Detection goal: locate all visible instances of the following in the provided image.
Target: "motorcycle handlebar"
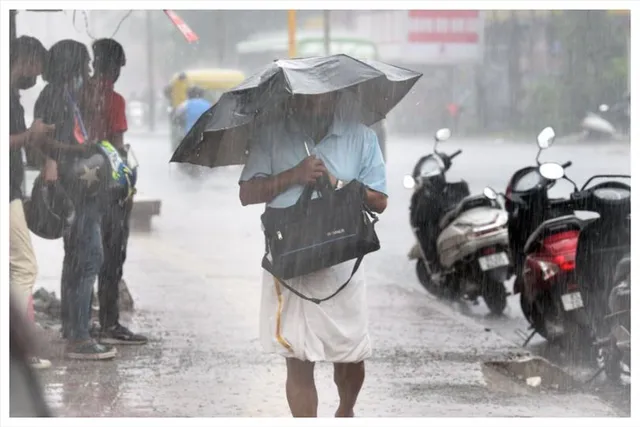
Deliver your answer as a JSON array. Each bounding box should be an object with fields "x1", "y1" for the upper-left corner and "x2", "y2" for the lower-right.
[
  {"x1": 548, "y1": 197, "x2": 574, "y2": 210},
  {"x1": 450, "y1": 149, "x2": 462, "y2": 160}
]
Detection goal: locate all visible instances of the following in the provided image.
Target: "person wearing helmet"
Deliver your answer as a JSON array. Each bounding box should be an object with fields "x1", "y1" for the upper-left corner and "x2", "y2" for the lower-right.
[
  {"x1": 33, "y1": 39, "x2": 117, "y2": 361},
  {"x1": 173, "y1": 85, "x2": 212, "y2": 138},
  {"x1": 84, "y1": 38, "x2": 147, "y2": 345},
  {"x1": 9, "y1": 35, "x2": 53, "y2": 371}
]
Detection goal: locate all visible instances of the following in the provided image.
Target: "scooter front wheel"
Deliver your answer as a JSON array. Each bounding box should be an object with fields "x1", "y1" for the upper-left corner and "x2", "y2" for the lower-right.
[{"x1": 416, "y1": 259, "x2": 442, "y2": 297}]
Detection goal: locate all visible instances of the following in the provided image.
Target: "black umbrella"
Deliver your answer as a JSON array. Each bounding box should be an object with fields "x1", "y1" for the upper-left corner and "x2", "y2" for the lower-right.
[{"x1": 170, "y1": 54, "x2": 422, "y2": 168}]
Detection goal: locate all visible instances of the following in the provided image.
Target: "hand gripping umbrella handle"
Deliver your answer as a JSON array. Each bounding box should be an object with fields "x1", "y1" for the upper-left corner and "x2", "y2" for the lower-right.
[{"x1": 298, "y1": 174, "x2": 334, "y2": 215}]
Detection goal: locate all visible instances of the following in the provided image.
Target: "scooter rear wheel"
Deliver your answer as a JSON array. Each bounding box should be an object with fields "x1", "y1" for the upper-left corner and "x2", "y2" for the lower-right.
[
  {"x1": 482, "y1": 279, "x2": 507, "y2": 316},
  {"x1": 416, "y1": 259, "x2": 442, "y2": 297}
]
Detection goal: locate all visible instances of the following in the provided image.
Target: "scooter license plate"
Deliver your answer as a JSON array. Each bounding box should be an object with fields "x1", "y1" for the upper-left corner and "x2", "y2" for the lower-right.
[
  {"x1": 478, "y1": 252, "x2": 510, "y2": 271},
  {"x1": 561, "y1": 291, "x2": 584, "y2": 311}
]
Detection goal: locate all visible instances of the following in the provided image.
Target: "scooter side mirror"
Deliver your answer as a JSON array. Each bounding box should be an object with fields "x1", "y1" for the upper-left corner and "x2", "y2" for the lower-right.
[
  {"x1": 403, "y1": 175, "x2": 416, "y2": 190},
  {"x1": 536, "y1": 126, "x2": 556, "y2": 149},
  {"x1": 538, "y1": 162, "x2": 565, "y2": 181},
  {"x1": 483, "y1": 187, "x2": 498, "y2": 200},
  {"x1": 433, "y1": 128, "x2": 451, "y2": 152},
  {"x1": 435, "y1": 128, "x2": 451, "y2": 142}
]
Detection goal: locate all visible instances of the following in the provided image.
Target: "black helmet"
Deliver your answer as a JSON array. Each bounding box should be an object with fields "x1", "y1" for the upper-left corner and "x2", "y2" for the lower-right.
[
  {"x1": 24, "y1": 177, "x2": 75, "y2": 240},
  {"x1": 61, "y1": 148, "x2": 112, "y2": 199},
  {"x1": 61, "y1": 142, "x2": 135, "y2": 203}
]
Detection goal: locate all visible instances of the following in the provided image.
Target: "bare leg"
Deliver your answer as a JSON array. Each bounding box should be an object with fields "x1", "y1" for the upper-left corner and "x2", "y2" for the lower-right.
[
  {"x1": 333, "y1": 361, "x2": 365, "y2": 417},
  {"x1": 285, "y1": 358, "x2": 318, "y2": 417}
]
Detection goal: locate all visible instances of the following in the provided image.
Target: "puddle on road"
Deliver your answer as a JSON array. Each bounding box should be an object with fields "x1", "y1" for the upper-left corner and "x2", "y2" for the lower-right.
[{"x1": 481, "y1": 356, "x2": 584, "y2": 395}]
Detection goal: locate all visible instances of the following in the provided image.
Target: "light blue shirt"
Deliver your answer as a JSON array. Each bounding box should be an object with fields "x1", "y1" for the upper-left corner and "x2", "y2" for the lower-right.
[
  {"x1": 177, "y1": 98, "x2": 212, "y2": 132},
  {"x1": 239, "y1": 118, "x2": 387, "y2": 209}
]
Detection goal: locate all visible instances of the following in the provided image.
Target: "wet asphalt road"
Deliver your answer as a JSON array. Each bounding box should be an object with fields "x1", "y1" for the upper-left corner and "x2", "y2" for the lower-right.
[{"x1": 29, "y1": 129, "x2": 630, "y2": 417}]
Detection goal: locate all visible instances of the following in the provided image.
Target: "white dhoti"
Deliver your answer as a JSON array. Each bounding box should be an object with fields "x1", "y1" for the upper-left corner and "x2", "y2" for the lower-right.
[{"x1": 259, "y1": 260, "x2": 371, "y2": 363}]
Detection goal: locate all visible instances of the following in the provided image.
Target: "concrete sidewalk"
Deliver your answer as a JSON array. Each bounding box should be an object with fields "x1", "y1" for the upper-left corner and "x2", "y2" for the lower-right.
[
  {"x1": 31, "y1": 232, "x2": 620, "y2": 417},
  {"x1": 25, "y1": 133, "x2": 627, "y2": 417}
]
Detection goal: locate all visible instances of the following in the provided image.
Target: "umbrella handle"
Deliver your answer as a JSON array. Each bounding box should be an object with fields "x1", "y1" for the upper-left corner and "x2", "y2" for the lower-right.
[{"x1": 298, "y1": 173, "x2": 334, "y2": 214}]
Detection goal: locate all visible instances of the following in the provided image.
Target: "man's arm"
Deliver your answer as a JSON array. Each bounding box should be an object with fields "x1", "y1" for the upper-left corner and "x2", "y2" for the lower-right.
[
  {"x1": 239, "y1": 156, "x2": 328, "y2": 206},
  {"x1": 110, "y1": 133, "x2": 124, "y2": 150},
  {"x1": 110, "y1": 93, "x2": 128, "y2": 150},
  {"x1": 10, "y1": 119, "x2": 56, "y2": 149},
  {"x1": 9, "y1": 131, "x2": 32, "y2": 149},
  {"x1": 33, "y1": 86, "x2": 64, "y2": 163},
  {"x1": 239, "y1": 168, "x2": 299, "y2": 206},
  {"x1": 357, "y1": 127, "x2": 388, "y2": 214},
  {"x1": 364, "y1": 189, "x2": 387, "y2": 213}
]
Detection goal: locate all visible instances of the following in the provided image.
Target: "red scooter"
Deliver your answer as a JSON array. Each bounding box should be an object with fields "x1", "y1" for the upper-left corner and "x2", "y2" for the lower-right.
[
  {"x1": 520, "y1": 215, "x2": 589, "y2": 343},
  {"x1": 503, "y1": 127, "x2": 590, "y2": 347}
]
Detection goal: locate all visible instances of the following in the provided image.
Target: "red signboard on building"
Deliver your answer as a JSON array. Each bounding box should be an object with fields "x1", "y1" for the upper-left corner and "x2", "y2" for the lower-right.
[
  {"x1": 407, "y1": 10, "x2": 480, "y2": 44},
  {"x1": 354, "y1": 10, "x2": 484, "y2": 64}
]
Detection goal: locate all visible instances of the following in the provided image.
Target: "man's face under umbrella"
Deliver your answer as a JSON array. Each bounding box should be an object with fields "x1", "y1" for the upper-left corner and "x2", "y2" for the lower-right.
[{"x1": 289, "y1": 94, "x2": 339, "y2": 128}]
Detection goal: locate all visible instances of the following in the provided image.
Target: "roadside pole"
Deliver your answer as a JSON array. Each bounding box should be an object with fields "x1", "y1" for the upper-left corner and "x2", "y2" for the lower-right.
[
  {"x1": 10, "y1": 10, "x2": 17, "y2": 40},
  {"x1": 323, "y1": 10, "x2": 331, "y2": 55},
  {"x1": 146, "y1": 10, "x2": 156, "y2": 132},
  {"x1": 626, "y1": 26, "x2": 630, "y2": 94},
  {"x1": 288, "y1": 10, "x2": 297, "y2": 58}
]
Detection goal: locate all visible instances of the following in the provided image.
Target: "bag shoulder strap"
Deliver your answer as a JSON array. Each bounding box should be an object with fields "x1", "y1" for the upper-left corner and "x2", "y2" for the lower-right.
[
  {"x1": 263, "y1": 256, "x2": 364, "y2": 305},
  {"x1": 65, "y1": 88, "x2": 89, "y2": 143}
]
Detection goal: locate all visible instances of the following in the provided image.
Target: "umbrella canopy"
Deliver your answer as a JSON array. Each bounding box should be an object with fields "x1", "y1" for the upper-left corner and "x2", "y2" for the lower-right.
[{"x1": 170, "y1": 54, "x2": 422, "y2": 168}]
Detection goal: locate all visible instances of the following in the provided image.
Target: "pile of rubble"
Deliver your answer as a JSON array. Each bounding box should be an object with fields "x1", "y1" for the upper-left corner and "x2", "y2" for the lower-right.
[{"x1": 32, "y1": 279, "x2": 135, "y2": 328}]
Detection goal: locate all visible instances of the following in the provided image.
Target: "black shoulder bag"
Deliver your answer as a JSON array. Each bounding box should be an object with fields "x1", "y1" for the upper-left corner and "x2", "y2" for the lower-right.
[{"x1": 260, "y1": 177, "x2": 380, "y2": 304}]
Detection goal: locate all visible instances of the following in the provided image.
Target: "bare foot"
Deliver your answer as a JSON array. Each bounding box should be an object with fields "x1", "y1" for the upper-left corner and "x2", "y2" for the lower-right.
[{"x1": 335, "y1": 408, "x2": 355, "y2": 417}]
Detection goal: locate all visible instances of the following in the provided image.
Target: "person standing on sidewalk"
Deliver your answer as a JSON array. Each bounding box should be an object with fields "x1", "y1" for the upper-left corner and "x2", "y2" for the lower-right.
[
  {"x1": 238, "y1": 93, "x2": 388, "y2": 417},
  {"x1": 34, "y1": 39, "x2": 116, "y2": 360},
  {"x1": 84, "y1": 38, "x2": 147, "y2": 345},
  {"x1": 9, "y1": 35, "x2": 53, "y2": 370}
]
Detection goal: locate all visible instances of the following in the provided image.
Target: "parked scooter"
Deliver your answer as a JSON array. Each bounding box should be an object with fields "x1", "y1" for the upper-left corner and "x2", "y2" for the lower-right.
[
  {"x1": 535, "y1": 161, "x2": 630, "y2": 362},
  {"x1": 580, "y1": 94, "x2": 630, "y2": 140},
  {"x1": 405, "y1": 128, "x2": 510, "y2": 315},
  {"x1": 491, "y1": 127, "x2": 586, "y2": 346},
  {"x1": 504, "y1": 127, "x2": 574, "y2": 298},
  {"x1": 592, "y1": 254, "x2": 631, "y2": 382}
]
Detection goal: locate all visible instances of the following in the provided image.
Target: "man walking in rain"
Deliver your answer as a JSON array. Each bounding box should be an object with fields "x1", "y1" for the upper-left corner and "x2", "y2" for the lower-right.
[
  {"x1": 9, "y1": 35, "x2": 53, "y2": 370},
  {"x1": 84, "y1": 38, "x2": 147, "y2": 345},
  {"x1": 238, "y1": 92, "x2": 387, "y2": 417}
]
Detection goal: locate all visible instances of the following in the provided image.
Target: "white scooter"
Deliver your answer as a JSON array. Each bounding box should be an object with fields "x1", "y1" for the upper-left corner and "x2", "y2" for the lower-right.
[
  {"x1": 405, "y1": 128, "x2": 511, "y2": 315},
  {"x1": 581, "y1": 98, "x2": 629, "y2": 140}
]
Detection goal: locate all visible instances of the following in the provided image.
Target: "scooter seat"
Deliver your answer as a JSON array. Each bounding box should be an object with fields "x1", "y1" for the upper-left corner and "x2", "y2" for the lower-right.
[
  {"x1": 523, "y1": 215, "x2": 584, "y2": 254},
  {"x1": 439, "y1": 207, "x2": 459, "y2": 230},
  {"x1": 439, "y1": 194, "x2": 494, "y2": 230}
]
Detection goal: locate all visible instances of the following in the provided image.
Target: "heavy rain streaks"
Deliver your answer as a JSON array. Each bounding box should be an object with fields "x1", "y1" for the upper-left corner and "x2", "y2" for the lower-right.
[{"x1": 7, "y1": 8, "x2": 631, "y2": 418}]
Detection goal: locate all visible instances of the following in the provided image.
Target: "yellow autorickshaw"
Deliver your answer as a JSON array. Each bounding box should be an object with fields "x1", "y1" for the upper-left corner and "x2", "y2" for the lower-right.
[{"x1": 165, "y1": 68, "x2": 246, "y2": 150}]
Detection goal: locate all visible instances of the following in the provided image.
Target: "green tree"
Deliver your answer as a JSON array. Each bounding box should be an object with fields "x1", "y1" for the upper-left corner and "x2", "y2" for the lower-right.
[{"x1": 526, "y1": 11, "x2": 628, "y2": 133}]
